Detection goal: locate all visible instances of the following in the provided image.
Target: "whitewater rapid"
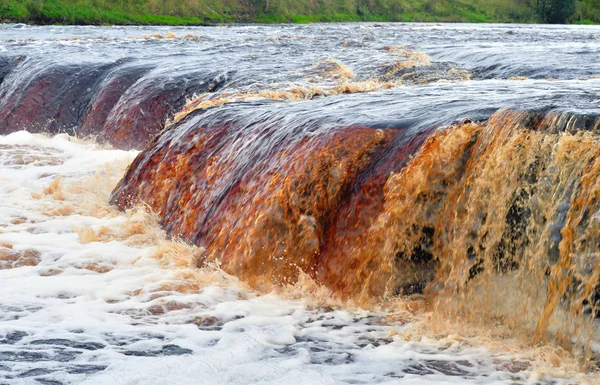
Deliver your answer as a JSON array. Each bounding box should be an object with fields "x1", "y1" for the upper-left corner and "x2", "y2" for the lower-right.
[
  {"x1": 0, "y1": 131, "x2": 598, "y2": 385},
  {"x1": 1, "y1": 21, "x2": 600, "y2": 385}
]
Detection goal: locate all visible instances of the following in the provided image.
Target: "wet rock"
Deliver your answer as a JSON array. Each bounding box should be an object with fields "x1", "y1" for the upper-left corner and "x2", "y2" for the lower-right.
[
  {"x1": 342, "y1": 40, "x2": 363, "y2": 47},
  {"x1": 0, "y1": 351, "x2": 49, "y2": 362},
  {"x1": 190, "y1": 316, "x2": 222, "y2": 330},
  {"x1": 355, "y1": 337, "x2": 393, "y2": 348},
  {"x1": 147, "y1": 301, "x2": 192, "y2": 316},
  {"x1": 0, "y1": 57, "x2": 232, "y2": 149},
  {"x1": 404, "y1": 360, "x2": 473, "y2": 376},
  {"x1": 380, "y1": 61, "x2": 471, "y2": 85},
  {"x1": 274, "y1": 346, "x2": 297, "y2": 356},
  {"x1": 0, "y1": 61, "x2": 120, "y2": 136},
  {"x1": 97, "y1": 70, "x2": 232, "y2": 150},
  {"x1": 78, "y1": 63, "x2": 154, "y2": 140},
  {"x1": 0, "y1": 55, "x2": 21, "y2": 86},
  {"x1": 111, "y1": 104, "x2": 416, "y2": 297},
  {"x1": 310, "y1": 351, "x2": 354, "y2": 365}
]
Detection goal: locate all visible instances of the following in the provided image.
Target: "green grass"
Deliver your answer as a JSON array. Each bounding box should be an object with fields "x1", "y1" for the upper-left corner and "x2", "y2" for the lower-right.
[
  {"x1": 0, "y1": 0, "x2": 233, "y2": 25},
  {"x1": 0, "y1": 0, "x2": 598, "y2": 25}
]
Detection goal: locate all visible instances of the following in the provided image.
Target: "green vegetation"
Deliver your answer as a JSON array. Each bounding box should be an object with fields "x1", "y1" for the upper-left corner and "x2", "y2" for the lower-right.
[{"x1": 0, "y1": 0, "x2": 598, "y2": 25}]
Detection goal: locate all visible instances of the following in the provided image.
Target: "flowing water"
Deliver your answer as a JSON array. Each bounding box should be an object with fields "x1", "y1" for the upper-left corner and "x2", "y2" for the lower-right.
[{"x1": 1, "y1": 22, "x2": 600, "y2": 384}]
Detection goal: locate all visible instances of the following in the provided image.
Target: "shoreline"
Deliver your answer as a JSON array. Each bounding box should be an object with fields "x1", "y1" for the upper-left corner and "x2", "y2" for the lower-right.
[
  {"x1": 1, "y1": 0, "x2": 598, "y2": 27},
  {"x1": 2, "y1": 19, "x2": 599, "y2": 26}
]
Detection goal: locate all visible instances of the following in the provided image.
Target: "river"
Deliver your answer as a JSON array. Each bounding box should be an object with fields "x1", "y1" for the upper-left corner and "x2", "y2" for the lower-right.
[{"x1": 1, "y1": 22, "x2": 600, "y2": 384}]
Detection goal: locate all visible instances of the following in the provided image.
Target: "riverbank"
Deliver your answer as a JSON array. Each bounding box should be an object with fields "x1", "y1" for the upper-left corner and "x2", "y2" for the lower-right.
[{"x1": 1, "y1": 0, "x2": 599, "y2": 25}]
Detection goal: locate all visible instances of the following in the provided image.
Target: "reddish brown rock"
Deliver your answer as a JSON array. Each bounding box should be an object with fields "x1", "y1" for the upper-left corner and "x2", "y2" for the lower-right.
[
  {"x1": 96, "y1": 72, "x2": 221, "y2": 150},
  {"x1": 0, "y1": 62, "x2": 117, "y2": 135},
  {"x1": 78, "y1": 63, "x2": 153, "y2": 140},
  {"x1": 0, "y1": 59, "x2": 229, "y2": 149}
]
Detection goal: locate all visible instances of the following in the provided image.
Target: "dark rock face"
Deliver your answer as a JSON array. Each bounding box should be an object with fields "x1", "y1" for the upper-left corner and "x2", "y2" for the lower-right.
[
  {"x1": 0, "y1": 57, "x2": 230, "y2": 149},
  {"x1": 0, "y1": 61, "x2": 118, "y2": 135},
  {"x1": 96, "y1": 70, "x2": 227, "y2": 150},
  {"x1": 0, "y1": 56, "x2": 22, "y2": 86},
  {"x1": 77, "y1": 63, "x2": 154, "y2": 140}
]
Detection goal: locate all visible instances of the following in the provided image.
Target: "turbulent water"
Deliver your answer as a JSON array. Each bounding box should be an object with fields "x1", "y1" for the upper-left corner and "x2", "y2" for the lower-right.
[{"x1": 1, "y1": 22, "x2": 600, "y2": 384}]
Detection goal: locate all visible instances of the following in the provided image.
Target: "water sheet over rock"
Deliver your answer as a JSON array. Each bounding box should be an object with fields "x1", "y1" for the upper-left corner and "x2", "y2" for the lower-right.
[
  {"x1": 111, "y1": 105, "x2": 600, "y2": 347},
  {"x1": 0, "y1": 57, "x2": 230, "y2": 149}
]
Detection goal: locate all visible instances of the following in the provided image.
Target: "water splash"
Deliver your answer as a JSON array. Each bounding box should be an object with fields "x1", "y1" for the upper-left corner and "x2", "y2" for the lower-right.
[{"x1": 2, "y1": 131, "x2": 599, "y2": 384}]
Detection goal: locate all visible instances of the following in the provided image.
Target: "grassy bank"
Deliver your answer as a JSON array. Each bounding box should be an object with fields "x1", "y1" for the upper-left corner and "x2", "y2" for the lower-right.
[{"x1": 0, "y1": 0, "x2": 598, "y2": 25}]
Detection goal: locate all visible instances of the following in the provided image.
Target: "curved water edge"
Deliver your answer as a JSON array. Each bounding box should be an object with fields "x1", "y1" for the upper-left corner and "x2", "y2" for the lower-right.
[
  {"x1": 1, "y1": 23, "x2": 600, "y2": 148},
  {"x1": 1, "y1": 22, "x2": 600, "y2": 384}
]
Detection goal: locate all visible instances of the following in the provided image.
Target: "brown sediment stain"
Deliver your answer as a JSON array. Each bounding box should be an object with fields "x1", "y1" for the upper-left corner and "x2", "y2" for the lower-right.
[
  {"x1": 190, "y1": 316, "x2": 221, "y2": 327},
  {"x1": 73, "y1": 226, "x2": 112, "y2": 244},
  {"x1": 446, "y1": 67, "x2": 471, "y2": 81},
  {"x1": 42, "y1": 203, "x2": 76, "y2": 216},
  {"x1": 342, "y1": 39, "x2": 363, "y2": 47},
  {"x1": 136, "y1": 33, "x2": 203, "y2": 41},
  {"x1": 380, "y1": 46, "x2": 470, "y2": 85},
  {"x1": 152, "y1": 281, "x2": 202, "y2": 295},
  {"x1": 170, "y1": 87, "x2": 325, "y2": 124},
  {"x1": 0, "y1": 246, "x2": 41, "y2": 269},
  {"x1": 150, "y1": 242, "x2": 206, "y2": 269},
  {"x1": 315, "y1": 128, "x2": 434, "y2": 304},
  {"x1": 11, "y1": 216, "x2": 27, "y2": 225},
  {"x1": 71, "y1": 208, "x2": 166, "y2": 247}
]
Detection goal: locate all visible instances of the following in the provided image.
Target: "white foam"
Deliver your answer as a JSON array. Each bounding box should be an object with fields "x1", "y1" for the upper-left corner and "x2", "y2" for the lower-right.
[{"x1": 0, "y1": 131, "x2": 597, "y2": 385}]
